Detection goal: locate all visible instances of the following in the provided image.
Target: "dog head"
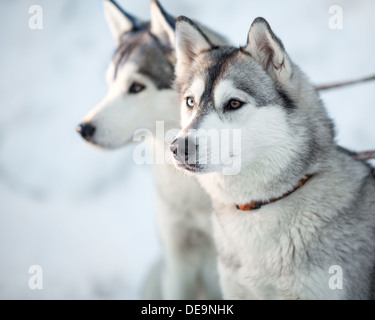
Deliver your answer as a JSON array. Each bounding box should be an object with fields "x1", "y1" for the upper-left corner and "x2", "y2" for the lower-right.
[
  {"x1": 171, "y1": 16, "x2": 334, "y2": 177},
  {"x1": 77, "y1": 0, "x2": 178, "y2": 149}
]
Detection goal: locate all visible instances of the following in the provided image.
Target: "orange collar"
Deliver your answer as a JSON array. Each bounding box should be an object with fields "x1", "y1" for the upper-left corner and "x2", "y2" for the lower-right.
[{"x1": 235, "y1": 174, "x2": 313, "y2": 211}]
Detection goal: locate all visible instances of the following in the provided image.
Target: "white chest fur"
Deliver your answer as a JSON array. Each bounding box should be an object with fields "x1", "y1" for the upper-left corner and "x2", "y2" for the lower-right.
[{"x1": 212, "y1": 200, "x2": 347, "y2": 300}]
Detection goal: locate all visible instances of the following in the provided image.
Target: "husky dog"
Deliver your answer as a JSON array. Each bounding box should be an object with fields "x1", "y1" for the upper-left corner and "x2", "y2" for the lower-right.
[
  {"x1": 76, "y1": 0, "x2": 227, "y2": 299},
  {"x1": 171, "y1": 16, "x2": 375, "y2": 299}
]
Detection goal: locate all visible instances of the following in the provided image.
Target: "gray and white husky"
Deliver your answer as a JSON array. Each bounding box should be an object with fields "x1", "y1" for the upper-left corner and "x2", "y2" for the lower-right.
[
  {"x1": 171, "y1": 16, "x2": 375, "y2": 299},
  {"x1": 77, "y1": 0, "x2": 227, "y2": 299}
]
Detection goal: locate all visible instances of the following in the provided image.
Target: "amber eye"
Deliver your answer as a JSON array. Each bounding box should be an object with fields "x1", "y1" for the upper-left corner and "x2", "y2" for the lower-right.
[
  {"x1": 129, "y1": 82, "x2": 145, "y2": 94},
  {"x1": 228, "y1": 99, "x2": 243, "y2": 109},
  {"x1": 186, "y1": 97, "x2": 195, "y2": 108}
]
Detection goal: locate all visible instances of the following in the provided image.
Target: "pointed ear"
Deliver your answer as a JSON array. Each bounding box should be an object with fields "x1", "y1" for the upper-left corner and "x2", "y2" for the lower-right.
[
  {"x1": 175, "y1": 16, "x2": 213, "y2": 78},
  {"x1": 245, "y1": 17, "x2": 292, "y2": 84},
  {"x1": 150, "y1": 0, "x2": 175, "y2": 46},
  {"x1": 102, "y1": 0, "x2": 142, "y2": 43}
]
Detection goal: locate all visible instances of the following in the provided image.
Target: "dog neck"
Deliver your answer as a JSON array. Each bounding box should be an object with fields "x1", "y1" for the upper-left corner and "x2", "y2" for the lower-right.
[{"x1": 197, "y1": 147, "x2": 331, "y2": 207}]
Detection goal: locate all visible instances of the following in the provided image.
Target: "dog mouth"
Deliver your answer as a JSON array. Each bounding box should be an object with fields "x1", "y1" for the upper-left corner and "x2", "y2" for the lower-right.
[{"x1": 175, "y1": 162, "x2": 205, "y2": 174}]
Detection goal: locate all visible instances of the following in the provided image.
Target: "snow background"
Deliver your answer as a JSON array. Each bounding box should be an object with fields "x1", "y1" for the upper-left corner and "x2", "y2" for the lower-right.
[{"x1": 0, "y1": 0, "x2": 374, "y2": 299}]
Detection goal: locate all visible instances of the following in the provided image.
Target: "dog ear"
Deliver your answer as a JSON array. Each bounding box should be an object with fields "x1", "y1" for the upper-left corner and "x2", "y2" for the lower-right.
[
  {"x1": 175, "y1": 16, "x2": 213, "y2": 78},
  {"x1": 150, "y1": 0, "x2": 175, "y2": 46},
  {"x1": 245, "y1": 17, "x2": 292, "y2": 84},
  {"x1": 102, "y1": 0, "x2": 142, "y2": 43}
]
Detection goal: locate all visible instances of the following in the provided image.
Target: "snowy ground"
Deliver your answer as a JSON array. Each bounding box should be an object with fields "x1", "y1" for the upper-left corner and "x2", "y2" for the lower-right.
[{"x1": 0, "y1": 0, "x2": 374, "y2": 299}]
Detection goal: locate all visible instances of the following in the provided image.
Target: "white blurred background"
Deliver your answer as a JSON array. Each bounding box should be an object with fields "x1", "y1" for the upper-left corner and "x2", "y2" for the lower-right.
[{"x1": 0, "y1": 0, "x2": 374, "y2": 299}]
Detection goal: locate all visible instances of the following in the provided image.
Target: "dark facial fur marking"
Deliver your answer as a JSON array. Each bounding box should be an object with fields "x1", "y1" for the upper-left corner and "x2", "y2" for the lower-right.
[
  {"x1": 275, "y1": 86, "x2": 297, "y2": 110},
  {"x1": 113, "y1": 27, "x2": 174, "y2": 89},
  {"x1": 186, "y1": 47, "x2": 297, "y2": 112},
  {"x1": 199, "y1": 47, "x2": 240, "y2": 109}
]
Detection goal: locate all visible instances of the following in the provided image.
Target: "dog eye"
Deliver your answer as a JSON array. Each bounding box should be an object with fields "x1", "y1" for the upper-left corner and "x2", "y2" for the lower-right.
[
  {"x1": 226, "y1": 99, "x2": 243, "y2": 110},
  {"x1": 186, "y1": 97, "x2": 195, "y2": 108},
  {"x1": 129, "y1": 82, "x2": 145, "y2": 94}
]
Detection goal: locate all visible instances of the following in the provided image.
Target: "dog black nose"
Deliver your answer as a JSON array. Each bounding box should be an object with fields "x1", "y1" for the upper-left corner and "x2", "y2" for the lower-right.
[
  {"x1": 170, "y1": 137, "x2": 195, "y2": 163},
  {"x1": 170, "y1": 140, "x2": 178, "y2": 157},
  {"x1": 76, "y1": 123, "x2": 96, "y2": 141}
]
